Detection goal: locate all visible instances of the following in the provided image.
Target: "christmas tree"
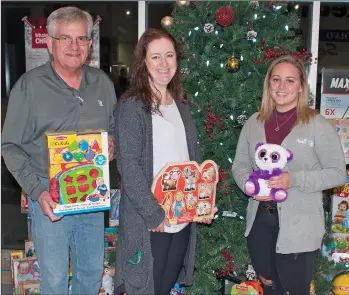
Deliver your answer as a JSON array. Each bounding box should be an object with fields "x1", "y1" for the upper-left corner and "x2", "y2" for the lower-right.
[{"x1": 166, "y1": 1, "x2": 338, "y2": 294}]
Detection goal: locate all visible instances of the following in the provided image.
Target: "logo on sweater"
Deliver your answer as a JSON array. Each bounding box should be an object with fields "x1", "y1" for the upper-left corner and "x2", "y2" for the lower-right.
[{"x1": 98, "y1": 100, "x2": 103, "y2": 107}]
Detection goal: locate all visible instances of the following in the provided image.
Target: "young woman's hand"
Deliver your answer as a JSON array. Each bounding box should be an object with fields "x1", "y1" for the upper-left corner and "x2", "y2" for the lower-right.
[
  {"x1": 252, "y1": 196, "x2": 273, "y2": 202},
  {"x1": 268, "y1": 172, "x2": 291, "y2": 189}
]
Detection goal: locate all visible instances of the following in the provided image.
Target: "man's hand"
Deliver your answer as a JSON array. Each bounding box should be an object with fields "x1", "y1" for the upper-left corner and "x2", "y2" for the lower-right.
[
  {"x1": 37, "y1": 191, "x2": 63, "y2": 222},
  {"x1": 198, "y1": 207, "x2": 218, "y2": 224},
  {"x1": 268, "y1": 172, "x2": 290, "y2": 190},
  {"x1": 149, "y1": 217, "x2": 171, "y2": 232},
  {"x1": 108, "y1": 135, "x2": 115, "y2": 162}
]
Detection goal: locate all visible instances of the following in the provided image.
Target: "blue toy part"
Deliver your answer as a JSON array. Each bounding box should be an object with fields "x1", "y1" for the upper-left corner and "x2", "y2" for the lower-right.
[
  {"x1": 62, "y1": 151, "x2": 73, "y2": 162},
  {"x1": 79, "y1": 140, "x2": 89, "y2": 151},
  {"x1": 85, "y1": 149, "x2": 95, "y2": 161},
  {"x1": 95, "y1": 154, "x2": 107, "y2": 166}
]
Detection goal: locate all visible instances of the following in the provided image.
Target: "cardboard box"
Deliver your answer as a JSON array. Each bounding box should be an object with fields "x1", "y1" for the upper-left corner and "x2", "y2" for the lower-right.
[
  {"x1": 46, "y1": 129, "x2": 110, "y2": 216},
  {"x1": 109, "y1": 189, "x2": 120, "y2": 227},
  {"x1": 332, "y1": 169, "x2": 349, "y2": 234},
  {"x1": 12, "y1": 257, "x2": 40, "y2": 295}
]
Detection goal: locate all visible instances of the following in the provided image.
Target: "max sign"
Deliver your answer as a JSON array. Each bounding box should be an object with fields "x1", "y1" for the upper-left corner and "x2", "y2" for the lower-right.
[{"x1": 32, "y1": 28, "x2": 48, "y2": 48}]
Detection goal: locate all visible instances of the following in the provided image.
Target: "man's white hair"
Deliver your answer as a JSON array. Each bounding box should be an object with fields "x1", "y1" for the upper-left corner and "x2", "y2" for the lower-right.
[{"x1": 47, "y1": 6, "x2": 93, "y2": 37}]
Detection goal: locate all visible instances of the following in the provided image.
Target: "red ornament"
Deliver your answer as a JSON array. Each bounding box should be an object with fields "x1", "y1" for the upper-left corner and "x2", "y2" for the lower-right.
[{"x1": 216, "y1": 6, "x2": 234, "y2": 27}]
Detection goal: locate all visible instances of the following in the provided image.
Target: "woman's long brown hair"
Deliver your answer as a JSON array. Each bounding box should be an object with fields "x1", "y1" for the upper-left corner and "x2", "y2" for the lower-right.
[{"x1": 121, "y1": 28, "x2": 189, "y2": 113}]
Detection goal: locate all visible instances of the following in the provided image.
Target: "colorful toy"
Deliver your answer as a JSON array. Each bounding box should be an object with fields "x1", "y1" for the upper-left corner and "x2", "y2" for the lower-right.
[
  {"x1": 109, "y1": 189, "x2": 121, "y2": 227},
  {"x1": 244, "y1": 143, "x2": 293, "y2": 202},
  {"x1": 152, "y1": 160, "x2": 218, "y2": 224},
  {"x1": 12, "y1": 257, "x2": 40, "y2": 294},
  {"x1": 21, "y1": 190, "x2": 29, "y2": 213},
  {"x1": 46, "y1": 129, "x2": 110, "y2": 216},
  {"x1": 322, "y1": 233, "x2": 349, "y2": 266},
  {"x1": 331, "y1": 271, "x2": 349, "y2": 295},
  {"x1": 104, "y1": 228, "x2": 118, "y2": 247},
  {"x1": 229, "y1": 281, "x2": 263, "y2": 295}
]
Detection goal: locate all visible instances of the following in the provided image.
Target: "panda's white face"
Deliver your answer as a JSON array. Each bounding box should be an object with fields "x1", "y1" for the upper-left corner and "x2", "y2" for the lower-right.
[{"x1": 255, "y1": 144, "x2": 288, "y2": 172}]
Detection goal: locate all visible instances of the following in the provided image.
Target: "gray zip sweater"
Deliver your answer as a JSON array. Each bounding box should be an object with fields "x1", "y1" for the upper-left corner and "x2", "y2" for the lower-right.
[
  {"x1": 232, "y1": 112, "x2": 346, "y2": 254},
  {"x1": 114, "y1": 98, "x2": 200, "y2": 295},
  {"x1": 2, "y1": 62, "x2": 117, "y2": 200}
]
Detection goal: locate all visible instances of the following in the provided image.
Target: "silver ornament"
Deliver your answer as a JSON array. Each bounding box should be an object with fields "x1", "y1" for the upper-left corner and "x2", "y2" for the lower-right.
[
  {"x1": 246, "y1": 264, "x2": 257, "y2": 280},
  {"x1": 237, "y1": 113, "x2": 248, "y2": 126},
  {"x1": 204, "y1": 23, "x2": 214, "y2": 33},
  {"x1": 247, "y1": 30, "x2": 257, "y2": 41},
  {"x1": 251, "y1": 1, "x2": 259, "y2": 9}
]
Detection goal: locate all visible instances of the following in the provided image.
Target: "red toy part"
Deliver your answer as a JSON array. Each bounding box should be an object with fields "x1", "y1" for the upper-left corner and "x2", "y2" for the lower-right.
[
  {"x1": 66, "y1": 186, "x2": 76, "y2": 195},
  {"x1": 78, "y1": 184, "x2": 90, "y2": 193},
  {"x1": 50, "y1": 178, "x2": 59, "y2": 189},
  {"x1": 245, "y1": 280, "x2": 263, "y2": 295},
  {"x1": 80, "y1": 194, "x2": 88, "y2": 202},
  {"x1": 89, "y1": 169, "x2": 99, "y2": 178},
  {"x1": 69, "y1": 197, "x2": 78, "y2": 203},
  {"x1": 92, "y1": 180, "x2": 97, "y2": 189},
  {"x1": 76, "y1": 175, "x2": 87, "y2": 183},
  {"x1": 64, "y1": 175, "x2": 73, "y2": 183},
  {"x1": 51, "y1": 190, "x2": 60, "y2": 203},
  {"x1": 90, "y1": 140, "x2": 100, "y2": 151}
]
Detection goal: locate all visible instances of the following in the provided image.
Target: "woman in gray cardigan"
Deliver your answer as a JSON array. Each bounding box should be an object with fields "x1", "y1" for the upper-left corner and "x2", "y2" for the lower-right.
[
  {"x1": 232, "y1": 55, "x2": 346, "y2": 295},
  {"x1": 114, "y1": 28, "x2": 214, "y2": 295}
]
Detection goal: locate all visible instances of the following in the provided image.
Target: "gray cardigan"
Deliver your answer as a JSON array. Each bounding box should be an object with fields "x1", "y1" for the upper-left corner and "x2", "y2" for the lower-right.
[
  {"x1": 232, "y1": 112, "x2": 346, "y2": 254},
  {"x1": 114, "y1": 98, "x2": 200, "y2": 295}
]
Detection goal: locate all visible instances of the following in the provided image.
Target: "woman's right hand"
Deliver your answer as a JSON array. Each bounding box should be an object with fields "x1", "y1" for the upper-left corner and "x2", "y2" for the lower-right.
[
  {"x1": 252, "y1": 196, "x2": 273, "y2": 202},
  {"x1": 149, "y1": 217, "x2": 170, "y2": 232}
]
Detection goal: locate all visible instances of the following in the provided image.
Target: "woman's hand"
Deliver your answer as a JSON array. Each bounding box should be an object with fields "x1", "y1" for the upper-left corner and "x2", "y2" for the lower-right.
[
  {"x1": 268, "y1": 172, "x2": 291, "y2": 189},
  {"x1": 197, "y1": 207, "x2": 218, "y2": 224},
  {"x1": 149, "y1": 217, "x2": 170, "y2": 232}
]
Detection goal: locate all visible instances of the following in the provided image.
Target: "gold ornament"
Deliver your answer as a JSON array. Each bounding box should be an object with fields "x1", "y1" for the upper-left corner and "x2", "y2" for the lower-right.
[
  {"x1": 226, "y1": 56, "x2": 240, "y2": 73},
  {"x1": 176, "y1": 1, "x2": 190, "y2": 7},
  {"x1": 161, "y1": 16, "x2": 174, "y2": 30}
]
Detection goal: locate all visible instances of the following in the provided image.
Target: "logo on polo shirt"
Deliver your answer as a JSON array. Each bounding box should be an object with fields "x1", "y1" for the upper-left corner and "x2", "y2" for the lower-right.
[{"x1": 98, "y1": 100, "x2": 103, "y2": 107}]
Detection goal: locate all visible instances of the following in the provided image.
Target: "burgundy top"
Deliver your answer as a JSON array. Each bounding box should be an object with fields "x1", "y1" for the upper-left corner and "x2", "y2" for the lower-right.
[
  {"x1": 265, "y1": 107, "x2": 297, "y2": 145},
  {"x1": 262, "y1": 107, "x2": 297, "y2": 206}
]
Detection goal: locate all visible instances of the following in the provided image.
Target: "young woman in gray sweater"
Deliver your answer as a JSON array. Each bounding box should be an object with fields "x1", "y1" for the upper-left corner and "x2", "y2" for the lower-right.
[
  {"x1": 114, "y1": 28, "x2": 216, "y2": 295},
  {"x1": 232, "y1": 55, "x2": 346, "y2": 294}
]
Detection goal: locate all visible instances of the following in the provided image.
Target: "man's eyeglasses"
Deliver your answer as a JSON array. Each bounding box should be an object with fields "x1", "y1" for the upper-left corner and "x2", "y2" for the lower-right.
[{"x1": 50, "y1": 35, "x2": 91, "y2": 46}]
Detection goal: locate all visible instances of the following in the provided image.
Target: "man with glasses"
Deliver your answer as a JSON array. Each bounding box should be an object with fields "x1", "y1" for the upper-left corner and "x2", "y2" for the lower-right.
[{"x1": 2, "y1": 6, "x2": 116, "y2": 295}]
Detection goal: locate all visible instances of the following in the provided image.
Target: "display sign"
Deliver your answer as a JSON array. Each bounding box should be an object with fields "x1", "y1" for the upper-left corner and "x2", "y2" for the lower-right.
[{"x1": 320, "y1": 69, "x2": 349, "y2": 119}]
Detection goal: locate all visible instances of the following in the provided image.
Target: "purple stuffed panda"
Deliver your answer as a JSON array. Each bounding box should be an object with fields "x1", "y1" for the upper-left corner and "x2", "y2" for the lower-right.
[{"x1": 244, "y1": 142, "x2": 293, "y2": 202}]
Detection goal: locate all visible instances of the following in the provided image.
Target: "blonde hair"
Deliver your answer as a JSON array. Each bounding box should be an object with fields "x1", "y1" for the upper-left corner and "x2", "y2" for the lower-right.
[{"x1": 258, "y1": 55, "x2": 317, "y2": 124}]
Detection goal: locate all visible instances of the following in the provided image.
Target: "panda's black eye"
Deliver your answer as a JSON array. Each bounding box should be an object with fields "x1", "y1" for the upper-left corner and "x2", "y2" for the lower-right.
[
  {"x1": 271, "y1": 152, "x2": 280, "y2": 163},
  {"x1": 258, "y1": 150, "x2": 266, "y2": 159}
]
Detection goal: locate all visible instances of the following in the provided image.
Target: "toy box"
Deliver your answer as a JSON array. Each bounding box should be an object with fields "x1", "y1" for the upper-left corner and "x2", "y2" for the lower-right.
[
  {"x1": 332, "y1": 170, "x2": 349, "y2": 234},
  {"x1": 25, "y1": 240, "x2": 36, "y2": 258},
  {"x1": 322, "y1": 233, "x2": 349, "y2": 266},
  {"x1": 46, "y1": 129, "x2": 110, "y2": 216},
  {"x1": 329, "y1": 119, "x2": 349, "y2": 160},
  {"x1": 12, "y1": 257, "x2": 40, "y2": 295},
  {"x1": 104, "y1": 227, "x2": 118, "y2": 248},
  {"x1": 152, "y1": 160, "x2": 218, "y2": 224},
  {"x1": 22, "y1": 282, "x2": 40, "y2": 295},
  {"x1": 221, "y1": 275, "x2": 262, "y2": 295},
  {"x1": 109, "y1": 189, "x2": 120, "y2": 227},
  {"x1": 99, "y1": 247, "x2": 116, "y2": 295},
  {"x1": 21, "y1": 190, "x2": 29, "y2": 214}
]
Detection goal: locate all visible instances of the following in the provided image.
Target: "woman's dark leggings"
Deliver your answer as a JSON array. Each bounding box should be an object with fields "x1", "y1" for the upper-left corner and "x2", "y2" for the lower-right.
[{"x1": 247, "y1": 207, "x2": 318, "y2": 295}]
